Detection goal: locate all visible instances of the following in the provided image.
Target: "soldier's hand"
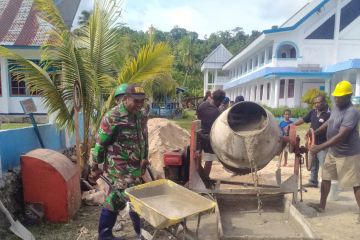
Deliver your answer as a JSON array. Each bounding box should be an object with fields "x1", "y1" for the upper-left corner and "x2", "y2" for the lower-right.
[{"x1": 141, "y1": 159, "x2": 150, "y2": 176}]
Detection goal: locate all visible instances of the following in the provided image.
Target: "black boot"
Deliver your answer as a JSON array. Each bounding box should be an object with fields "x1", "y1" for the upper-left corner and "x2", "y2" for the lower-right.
[
  {"x1": 98, "y1": 208, "x2": 125, "y2": 240},
  {"x1": 129, "y1": 211, "x2": 141, "y2": 239}
]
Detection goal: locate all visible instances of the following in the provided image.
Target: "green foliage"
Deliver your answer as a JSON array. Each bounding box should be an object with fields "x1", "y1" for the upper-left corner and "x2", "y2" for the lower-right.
[
  {"x1": 301, "y1": 88, "x2": 332, "y2": 109},
  {"x1": 263, "y1": 106, "x2": 309, "y2": 118},
  {"x1": 114, "y1": 25, "x2": 263, "y2": 98},
  {"x1": 182, "y1": 109, "x2": 196, "y2": 120}
]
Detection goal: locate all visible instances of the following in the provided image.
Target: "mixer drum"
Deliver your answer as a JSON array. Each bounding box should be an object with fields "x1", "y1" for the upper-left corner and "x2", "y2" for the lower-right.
[{"x1": 210, "y1": 101, "x2": 284, "y2": 175}]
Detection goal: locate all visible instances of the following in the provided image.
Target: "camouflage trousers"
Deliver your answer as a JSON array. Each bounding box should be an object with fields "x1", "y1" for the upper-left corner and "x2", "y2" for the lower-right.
[{"x1": 103, "y1": 173, "x2": 143, "y2": 212}]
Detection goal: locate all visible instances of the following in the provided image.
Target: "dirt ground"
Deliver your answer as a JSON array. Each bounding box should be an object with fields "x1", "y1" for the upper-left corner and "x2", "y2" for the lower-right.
[{"x1": 1, "y1": 129, "x2": 359, "y2": 239}]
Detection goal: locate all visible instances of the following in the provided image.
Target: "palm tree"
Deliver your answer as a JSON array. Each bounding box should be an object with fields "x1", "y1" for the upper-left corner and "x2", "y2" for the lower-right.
[{"x1": 0, "y1": 0, "x2": 174, "y2": 169}]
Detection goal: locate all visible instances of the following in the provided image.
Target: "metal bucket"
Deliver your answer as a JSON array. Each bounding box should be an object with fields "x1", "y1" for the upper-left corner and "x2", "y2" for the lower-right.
[{"x1": 210, "y1": 101, "x2": 284, "y2": 174}]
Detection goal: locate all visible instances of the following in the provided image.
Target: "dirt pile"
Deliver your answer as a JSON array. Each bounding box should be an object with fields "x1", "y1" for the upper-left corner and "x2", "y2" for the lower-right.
[{"x1": 147, "y1": 118, "x2": 190, "y2": 178}]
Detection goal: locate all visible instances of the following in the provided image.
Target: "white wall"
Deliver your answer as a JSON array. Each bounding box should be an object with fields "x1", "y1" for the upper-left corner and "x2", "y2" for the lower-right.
[{"x1": 0, "y1": 49, "x2": 48, "y2": 114}]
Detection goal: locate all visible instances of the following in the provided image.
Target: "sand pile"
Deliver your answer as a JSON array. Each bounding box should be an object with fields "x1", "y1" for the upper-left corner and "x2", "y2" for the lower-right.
[{"x1": 147, "y1": 118, "x2": 190, "y2": 178}]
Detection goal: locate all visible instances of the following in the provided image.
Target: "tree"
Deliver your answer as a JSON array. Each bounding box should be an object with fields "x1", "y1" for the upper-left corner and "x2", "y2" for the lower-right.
[
  {"x1": 302, "y1": 88, "x2": 331, "y2": 109},
  {"x1": 0, "y1": 0, "x2": 174, "y2": 169},
  {"x1": 78, "y1": 10, "x2": 92, "y2": 26}
]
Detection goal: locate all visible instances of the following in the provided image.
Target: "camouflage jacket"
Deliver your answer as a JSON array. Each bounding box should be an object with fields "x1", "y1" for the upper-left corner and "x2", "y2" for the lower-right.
[{"x1": 92, "y1": 103, "x2": 148, "y2": 178}]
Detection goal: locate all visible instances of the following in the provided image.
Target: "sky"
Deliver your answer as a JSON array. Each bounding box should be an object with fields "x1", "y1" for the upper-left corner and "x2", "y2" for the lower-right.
[{"x1": 76, "y1": 0, "x2": 311, "y2": 39}]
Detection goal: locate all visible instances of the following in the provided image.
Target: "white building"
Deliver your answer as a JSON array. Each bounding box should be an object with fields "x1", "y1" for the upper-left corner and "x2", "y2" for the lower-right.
[
  {"x1": 201, "y1": 0, "x2": 360, "y2": 108},
  {"x1": 0, "y1": 0, "x2": 81, "y2": 116}
]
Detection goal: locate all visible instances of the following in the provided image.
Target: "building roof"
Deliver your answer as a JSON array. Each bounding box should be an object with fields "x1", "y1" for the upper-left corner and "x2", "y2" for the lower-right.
[
  {"x1": 201, "y1": 44, "x2": 233, "y2": 71},
  {"x1": 202, "y1": 44, "x2": 233, "y2": 64},
  {"x1": 0, "y1": 0, "x2": 80, "y2": 47},
  {"x1": 263, "y1": 0, "x2": 329, "y2": 34}
]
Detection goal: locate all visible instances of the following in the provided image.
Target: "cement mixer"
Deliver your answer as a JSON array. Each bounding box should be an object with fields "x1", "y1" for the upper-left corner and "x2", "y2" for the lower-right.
[
  {"x1": 160, "y1": 101, "x2": 319, "y2": 239},
  {"x1": 210, "y1": 101, "x2": 284, "y2": 175}
]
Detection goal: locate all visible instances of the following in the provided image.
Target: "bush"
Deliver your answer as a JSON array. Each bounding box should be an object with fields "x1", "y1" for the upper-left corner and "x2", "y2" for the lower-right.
[
  {"x1": 182, "y1": 109, "x2": 196, "y2": 119},
  {"x1": 263, "y1": 106, "x2": 309, "y2": 118},
  {"x1": 302, "y1": 88, "x2": 332, "y2": 109}
]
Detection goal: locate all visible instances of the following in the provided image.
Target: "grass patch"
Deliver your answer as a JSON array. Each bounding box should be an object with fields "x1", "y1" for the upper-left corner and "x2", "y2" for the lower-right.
[
  {"x1": 172, "y1": 110, "x2": 196, "y2": 132},
  {"x1": 172, "y1": 118, "x2": 193, "y2": 132},
  {"x1": 0, "y1": 123, "x2": 32, "y2": 130}
]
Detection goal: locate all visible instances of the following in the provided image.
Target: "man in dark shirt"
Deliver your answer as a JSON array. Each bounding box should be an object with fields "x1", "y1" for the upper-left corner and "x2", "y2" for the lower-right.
[
  {"x1": 295, "y1": 95, "x2": 330, "y2": 187},
  {"x1": 308, "y1": 81, "x2": 360, "y2": 222},
  {"x1": 197, "y1": 89, "x2": 226, "y2": 178}
]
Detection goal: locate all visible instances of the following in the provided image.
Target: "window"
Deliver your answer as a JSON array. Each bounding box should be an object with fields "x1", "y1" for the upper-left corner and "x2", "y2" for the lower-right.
[
  {"x1": 277, "y1": 44, "x2": 297, "y2": 59},
  {"x1": 249, "y1": 59, "x2": 253, "y2": 70},
  {"x1": 340, "y1": 0, "x2": 360, "y2": 31},
  {"x1": 279, "y1": 79, "x2": 285, "y2": 99},
  {"x1": 290, "y1": 48, "x2": 296, "y2": 58},
  {"x1": 10, "y1": 72, "x2": 26, "y2": 96},
  {"x1": 267, "y1": 83, "x2": 271, "y2": 100},
  {"x1": 8, "y1": 59, "x2": 44, "y2": 96},
  {"x1": 260, "y1": 84, "x2": 263, "y2": 100},
  {"x1": 306, "y1": 15, "x2": 335, "y2": 39},
  {"x1": 208, "y1": 72, "x2": 214, "y2": 83},
  {"x1": 254, "y1": 57, "x2": 258, "y2": 68},
  {"x1": 288, "y1": 79, "x2": 295, "y2": 98}
]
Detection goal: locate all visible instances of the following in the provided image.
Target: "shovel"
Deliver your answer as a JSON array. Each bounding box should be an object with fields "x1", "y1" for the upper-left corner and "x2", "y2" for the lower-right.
[{"x1": 0, "y1": 200, "x2": 35, "y2": 240}]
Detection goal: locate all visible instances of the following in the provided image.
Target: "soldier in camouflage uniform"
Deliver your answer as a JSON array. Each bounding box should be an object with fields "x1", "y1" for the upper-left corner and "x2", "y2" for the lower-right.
[{"x1": 91, "y1": 84, "x2": 149, "y2": 240}]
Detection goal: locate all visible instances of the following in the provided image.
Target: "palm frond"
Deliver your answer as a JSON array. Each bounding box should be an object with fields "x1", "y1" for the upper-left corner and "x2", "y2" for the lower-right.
[
  {"x1": 0, "y1": 46, "x2": 74, "y2": 130},
  {"x1": 118, "y1": 42, "x2": 174, "y2": 84},
  {"x1": 78, "y1": 0, "x2": 123, "y2": 79}
]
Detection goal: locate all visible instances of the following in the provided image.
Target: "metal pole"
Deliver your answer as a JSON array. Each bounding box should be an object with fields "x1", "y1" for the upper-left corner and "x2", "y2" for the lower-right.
[{"x1": 29, "y1": 113, "x2": 45, "y2": 148}]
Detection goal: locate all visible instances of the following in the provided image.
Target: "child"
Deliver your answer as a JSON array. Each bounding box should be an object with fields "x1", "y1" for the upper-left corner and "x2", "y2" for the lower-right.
[{"x1": 279, "y1": 109, "x2": 293, "y2": 166}]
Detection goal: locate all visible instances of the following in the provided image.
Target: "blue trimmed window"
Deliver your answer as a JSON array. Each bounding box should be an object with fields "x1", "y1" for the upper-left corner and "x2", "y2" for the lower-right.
[
  {"x1": 8, "y1": 60, "x2": 43, "y2": 96},
  {"x1": 306, "y1": 15, "x2": 335, "y2": 39},
  {"x1": 279, "y1": 79, "x2": 285, "y2": 99},
  {"x1": 288, "y1": 79, "x2": 295, "y2": 98},
  {"x1": 340, "y1": 0, "x2": 360, "y2": 31}
]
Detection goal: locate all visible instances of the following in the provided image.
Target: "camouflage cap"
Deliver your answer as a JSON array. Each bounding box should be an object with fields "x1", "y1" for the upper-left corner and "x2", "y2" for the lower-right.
[{"x1": 114, "y1": 83, "x2": 128, "y2": 97}]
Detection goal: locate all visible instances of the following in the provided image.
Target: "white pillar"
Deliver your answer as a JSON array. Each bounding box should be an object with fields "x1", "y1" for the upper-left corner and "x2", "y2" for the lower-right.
[
  {"x1": 325, "y1": 78, "x2": 331, "y2": 95},
  {"x1": 1, "y1": 58, "x2": 10, "y2": 113},
  {"x1": 247, "y1": 87, "x2": 251, "y2": 101},
  {"x1": 284, "y1": 79, "x2": 289, "y2": 106},
  {"x1": 204, "y1": 70, "x2": 208, "y2": 96},
  {"x1": 356, "y1": 71, "x2": 360, "y2": 97},
  {"x1": 262, "y1": 83, "x2": 266, "y2": 104},
  {"x1": 264, "y1": 49, "x2": 269, "y2": 64},
  {"x1": 274, "y1": 79, "x2": 280, "y2": 108}
]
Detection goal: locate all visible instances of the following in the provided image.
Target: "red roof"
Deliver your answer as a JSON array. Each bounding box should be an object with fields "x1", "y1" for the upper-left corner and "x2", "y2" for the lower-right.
[{"x1": 0, "y1": 0, "x2": 52, "y2": 47}]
